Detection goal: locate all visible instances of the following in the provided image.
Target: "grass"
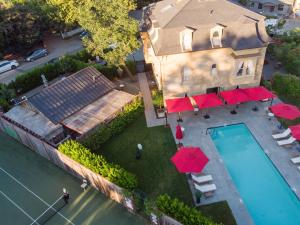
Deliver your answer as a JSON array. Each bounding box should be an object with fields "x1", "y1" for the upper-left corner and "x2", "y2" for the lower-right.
[
  {"x1": 199, "y1": 201, "x2": 237, "y2": 225},
  {"x1": 97, "y1": 114, "x2": 193, "y2": 204},
  {"x1": 94, "y1": 114, "x2": 237, "y2": 225}
]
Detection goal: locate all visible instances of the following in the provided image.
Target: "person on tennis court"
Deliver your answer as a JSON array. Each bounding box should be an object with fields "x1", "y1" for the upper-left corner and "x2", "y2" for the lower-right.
[{"x1": 63, "y1": 188, "x2": 70, "y2": 204}]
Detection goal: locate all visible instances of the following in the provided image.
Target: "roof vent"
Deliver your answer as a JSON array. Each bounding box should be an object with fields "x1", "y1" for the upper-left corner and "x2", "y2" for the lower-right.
[{"x1": 210, "y1": 10, "x2": 214, "y2": 14}]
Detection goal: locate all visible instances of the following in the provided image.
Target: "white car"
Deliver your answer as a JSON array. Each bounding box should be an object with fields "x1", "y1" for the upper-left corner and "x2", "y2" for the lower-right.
[{"x1": 0, "y1": 60, "x2": 19, "y2": 74}]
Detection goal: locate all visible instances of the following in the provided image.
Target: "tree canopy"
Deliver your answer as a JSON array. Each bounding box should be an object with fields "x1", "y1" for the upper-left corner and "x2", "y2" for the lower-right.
[{"x1": 48, "y1": 0, "x2": 140, "y2": 73}]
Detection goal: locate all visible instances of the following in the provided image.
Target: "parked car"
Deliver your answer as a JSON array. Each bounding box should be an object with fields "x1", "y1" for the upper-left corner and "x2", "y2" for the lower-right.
[
  {"x1": 79, "y1": 31, "x2": 89, "y2": 39},
  {"x1": 0, "y1": 60, "x2": 19, "y2": 74},
  {"x1": 26, "y1": 48, "x2": 48, "y2": 62}
]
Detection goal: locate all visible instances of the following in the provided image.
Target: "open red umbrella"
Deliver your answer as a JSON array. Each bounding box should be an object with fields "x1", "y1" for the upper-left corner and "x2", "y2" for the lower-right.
[
  {"x1": 176, "y1": 124, "x2": 183, "y2": 140},
  {"x1": 171, "y1": 147, "x2": 209, "y2": 173},
  {"x1": 289, "y1": 124, "x2": 300, "y2": 140},
  {"x1": 270, "y1": 103, "x2": 300, "y2": 120}
]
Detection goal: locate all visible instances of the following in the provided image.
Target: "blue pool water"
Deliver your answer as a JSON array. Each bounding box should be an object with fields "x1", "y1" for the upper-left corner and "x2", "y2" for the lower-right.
[{"x1": 210, "y1": 124, "x2": 300, "y2": 225}]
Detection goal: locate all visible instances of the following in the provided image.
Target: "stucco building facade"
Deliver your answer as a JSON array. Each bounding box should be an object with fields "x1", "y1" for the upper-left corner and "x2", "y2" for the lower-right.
[
  {"x1": 246, "y1": 0, "x2": 300, "y2": 17},
  {"x1": 141, "y1": 0, "x2": 270, "y2": 99}
]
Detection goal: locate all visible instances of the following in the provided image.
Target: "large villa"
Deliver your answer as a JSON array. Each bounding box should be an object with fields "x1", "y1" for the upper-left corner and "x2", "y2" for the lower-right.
[
  {"x1": 140, "y1": 0, "x2": 300, "y2": 225},
  {"x1": 1, "y1": 1, "x2": 300, "y2": 225}
]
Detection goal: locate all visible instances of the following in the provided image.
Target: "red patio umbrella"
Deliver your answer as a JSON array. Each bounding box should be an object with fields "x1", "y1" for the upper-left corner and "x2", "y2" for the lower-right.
[
  {"x1": 176, "y1": 124, "x2": 183, "y2": 140},
  {"x1": 192, "y1": 93, "x2": 223, "y2": 119},
  {"x1": 171, "y1": 147, "x2": 209, "y2": 173},
  {"x1": 289, "y1": 124, "x2": 300, "y2": 140},
  {"x1": 219, "y1": 89, "x2": 251, "y2": 105},
  {"x1": 243, "y1": 86, "x2": 276, "y2": 101},
  {"x1": 270, "y1": 103, "x2": 300, "y2": 120},
  {"x1": 165, "y1": 97, "x2": 194, "y2": 122}
]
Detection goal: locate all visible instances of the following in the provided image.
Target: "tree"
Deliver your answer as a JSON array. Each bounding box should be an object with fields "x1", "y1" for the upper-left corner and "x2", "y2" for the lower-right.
[
  {"x1": 48, "y1": 0, "x2": 140, "y2": 78},
  {"x1": 0, "y1": 84, "x2": 15, "y2": 112}
]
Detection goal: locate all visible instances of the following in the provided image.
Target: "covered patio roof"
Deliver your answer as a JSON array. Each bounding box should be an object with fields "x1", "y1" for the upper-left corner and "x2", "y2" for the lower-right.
[
  {"x1": 192, "y1": 93, "x2": 223, "y2": 109},
  {"x1": 62, "y1": 90, "x2": 135, "y2": 135},
  {"x1": 165, "y1": 97, "x2": 194, "y2": 113}
]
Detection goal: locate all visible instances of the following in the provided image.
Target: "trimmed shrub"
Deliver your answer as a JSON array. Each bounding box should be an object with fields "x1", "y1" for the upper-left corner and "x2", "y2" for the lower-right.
[
  {"x1": 151, "y1": 89, "x2": 163, "y2": 109},
  {"x1": 59, "y1": 140, "x2": 138, "y2": 190},
  {"x1": 93, "y1": 64, "x2": 118, "y2": 80},
  {"x1": 82, "y1": 98, "x2": 144, "y2": 150},
  {"x1": 156, "y1": 194, "x2": 222, "y2": 225},
  {"x1": 272, "y1": 73, "x2": 300, "y2": 105}
]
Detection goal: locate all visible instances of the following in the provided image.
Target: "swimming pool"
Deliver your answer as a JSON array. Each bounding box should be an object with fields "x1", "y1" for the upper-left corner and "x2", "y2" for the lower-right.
[{"x1": 210, "y1": 124, "x2": 300, "y2": 225}]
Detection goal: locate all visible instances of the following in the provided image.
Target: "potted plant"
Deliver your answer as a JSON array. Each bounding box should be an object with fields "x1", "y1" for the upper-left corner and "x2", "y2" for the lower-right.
[{"x1": 152, "y1": 90, "x2": 165, "y2": 118}]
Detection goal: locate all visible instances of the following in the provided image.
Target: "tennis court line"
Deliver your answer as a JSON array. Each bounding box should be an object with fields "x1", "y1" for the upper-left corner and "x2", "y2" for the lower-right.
[
  {"x1": 0, "y1": 189, "x2": 38, "y2": 224},
  {"x1": 0, "y1": 167, "x2": 75, "y2": 225},
  {"x1": 30, "y1": 195, "x2": 63, "y2": 225}
]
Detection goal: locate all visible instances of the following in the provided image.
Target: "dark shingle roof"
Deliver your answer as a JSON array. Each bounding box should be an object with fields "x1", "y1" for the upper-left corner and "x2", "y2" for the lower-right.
[
  {"x1": 29, "y1": 67, "x2": 116, "y2": 124},
  {"x1": 144, "y1": 0, "x2": 270, "y2": 55}
]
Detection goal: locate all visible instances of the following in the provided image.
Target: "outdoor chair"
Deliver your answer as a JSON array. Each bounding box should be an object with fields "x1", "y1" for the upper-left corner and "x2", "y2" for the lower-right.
[
  {"x1": 272, "y1": 128, "x2": 291, "y2": 139},
  {"x1": 81, "y1": 179, "x2": 88, "y2": 191},
  {"x1": 291, "y1": 156, "x2": 300, "y2": 164},
  {"x1": 191, "y1": 174, "x2": 212, "y2": 184},
  {"x1": 277, "y1": 137, "x2": 296, "y2": 146},
  {"x1": 194, "y1": 183, "x2": 216, "y2": 197}
]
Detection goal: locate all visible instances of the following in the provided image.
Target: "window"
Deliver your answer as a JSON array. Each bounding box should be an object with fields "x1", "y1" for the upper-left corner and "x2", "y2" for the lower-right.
[
  {"x1": 278, "y1": 4, "x2": 284, "y2": 11},
  {"x1": 237, "y1": 62, "x2": 244, "y2": 76},
  {"x1": 181, "y1": 32, "x2": 193, "y2": 51},
  {"x1": 250, "y1": 2, "x2": 255, "y2": 8},
  {"x1": 211, "y1": 64, "x2": 217, "y2": 76},
  {"x1": 0, "y1": 62, "x2": 10, "y2": 67},
  {"x1": 210, "y1": 26, "x2": 224, "y2": 48},
  {"x1": 258, "y1": 3, "x2": 263, "y2": 9},
  {"x1": 270, "y1": 6, "x2": 275, "y2": 12},
  {"x1": 182, "y1": 66, "x2": 191, "y2": 82},
  {"x1": 246, "y1": 61, "x2": 254, "y2": 76}
]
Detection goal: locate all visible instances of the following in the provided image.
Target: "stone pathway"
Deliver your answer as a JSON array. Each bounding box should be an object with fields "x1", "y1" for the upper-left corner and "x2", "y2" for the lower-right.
[{"x1": 138, "y1": 73, "x2": 165, "y2": 127}]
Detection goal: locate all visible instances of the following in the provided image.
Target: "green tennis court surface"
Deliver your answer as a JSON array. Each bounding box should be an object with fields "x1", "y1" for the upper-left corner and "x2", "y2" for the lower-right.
[{"x1": 0, "y1": 132, "x2": 148, "y2": 225}]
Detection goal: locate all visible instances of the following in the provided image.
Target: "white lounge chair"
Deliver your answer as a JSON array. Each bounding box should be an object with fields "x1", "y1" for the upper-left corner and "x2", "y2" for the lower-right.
[
  {"x1": 277, "y1": 137, "x2": 296, "y2": 146},
  {"x1": 191, "y1": 174, "x2": 213, "y2": 184},
  {"x1": 194, "y1": 183, "x2": 216, "y2": 193},
  {"x1": 291, "y1": 157, "x2": 300, "y2": 164},
  {"x1": 272, "y1": 128, "x2": 291, "y2": 139}
]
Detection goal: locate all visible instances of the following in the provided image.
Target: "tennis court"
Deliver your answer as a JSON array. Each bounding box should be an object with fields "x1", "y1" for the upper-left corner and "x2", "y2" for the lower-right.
[{"x1": 0, "y1": 131, "x2": 148, "y2": 225}]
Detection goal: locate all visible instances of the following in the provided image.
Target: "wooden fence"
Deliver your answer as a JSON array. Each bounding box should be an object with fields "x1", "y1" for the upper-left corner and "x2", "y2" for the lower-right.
[{"x1": 0, "y1": 114, "x2": 184, "y2": 225}]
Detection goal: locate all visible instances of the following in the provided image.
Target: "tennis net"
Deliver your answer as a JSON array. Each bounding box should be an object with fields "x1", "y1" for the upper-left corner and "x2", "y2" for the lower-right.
[{"x1": 30, "y1": 195, "x2": 67, "y2": 225}]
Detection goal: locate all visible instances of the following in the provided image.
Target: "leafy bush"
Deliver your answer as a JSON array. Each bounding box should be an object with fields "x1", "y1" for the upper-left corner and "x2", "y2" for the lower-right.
[
  {"x1": 8, "y1": 56, "x2": 88, "y2": 94},
  {"x1": 151, "y1": 89, "x2": 163, "y2": 109},
  {"x1": 82, "y1": 98, "x2": 144, "y2": 150},
  {"x1": 156, "y1": 194, "x2": 222, "y2": 225},
  {"x1": 93, "y1": 64, "x2": 118, "y2": 80},
  {"x1": 0, "y1": 84, "x2": 16, "y2": 111},
  {"x1": 125, "y1": 60, "x2": 137, "y2": 75},
  {"x1": 59, "y1": 140, "x2": 138, "y2": 190},
  {"x1": 272, "y1": 73, "x2": 300, "y2": 105},
  {"x1": 271, "y1": 30, "x2": 300, "y2": 76}
]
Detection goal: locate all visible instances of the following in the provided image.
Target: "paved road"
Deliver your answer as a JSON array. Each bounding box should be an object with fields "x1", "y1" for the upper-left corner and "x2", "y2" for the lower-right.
[{"x1": 0, "y1": 36, "x2": 83, "y2": 84}]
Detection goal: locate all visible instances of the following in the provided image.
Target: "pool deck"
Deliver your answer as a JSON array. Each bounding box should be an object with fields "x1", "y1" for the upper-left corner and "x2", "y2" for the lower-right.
[{"x1": 168, "y1": 99, "x2": 300, "y2": 225}]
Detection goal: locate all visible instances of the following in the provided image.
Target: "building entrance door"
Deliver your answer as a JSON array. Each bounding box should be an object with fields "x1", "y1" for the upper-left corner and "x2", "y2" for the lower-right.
[{"x1": 206, "y1": 87, "x2": 219, "y2": 94}]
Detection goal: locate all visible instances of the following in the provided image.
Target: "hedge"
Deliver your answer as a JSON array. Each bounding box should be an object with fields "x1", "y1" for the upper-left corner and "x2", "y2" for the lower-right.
[
  {"x1": 272, "y1": 73, "x2": 300, "y2": 105},
  {"x1": 82, "y1": 98, "x2": 144, "y2": 150},
  {"x1": 7, "y1": 54, "x2": 136, "y2": 94},
  {"x1": 59, "y1": 140, "x2": 138, "y2": 190},
  {"x1": 156, "y1": 194, "x2": 222, "y2": 225},
  {"x1": 8, "y1": 56, "x2": 88, "y2": 94}
]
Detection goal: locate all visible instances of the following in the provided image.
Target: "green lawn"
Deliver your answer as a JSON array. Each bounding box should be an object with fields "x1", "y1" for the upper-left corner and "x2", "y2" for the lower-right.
[
  {"x1": 94, "y1": 114, "x2": 237, "y2": 225},
  {"x1": 199, "y1": 201, "x2": 237, "y2": 225},
  {"x1": 97, "y1": 114, "x2": 193, "y2": 205}
]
